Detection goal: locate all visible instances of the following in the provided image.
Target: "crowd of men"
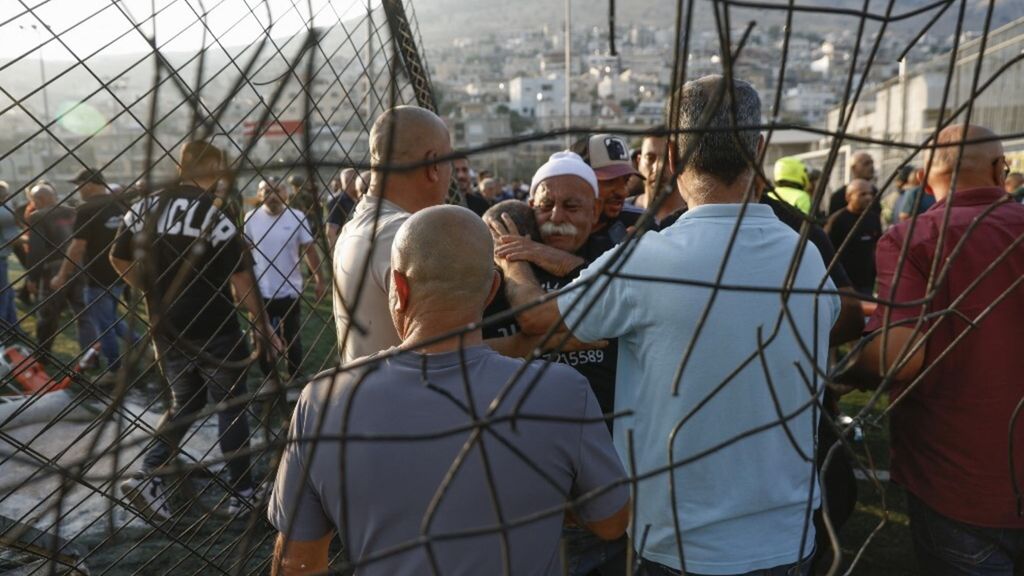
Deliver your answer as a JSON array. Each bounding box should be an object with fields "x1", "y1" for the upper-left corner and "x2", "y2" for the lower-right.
[
  {"x1": 275, "y1": 80, "x2": 1024, "y2": 575},
  {"x1": 3, "y1": 71, "x2": 1023, "y2": 576}
]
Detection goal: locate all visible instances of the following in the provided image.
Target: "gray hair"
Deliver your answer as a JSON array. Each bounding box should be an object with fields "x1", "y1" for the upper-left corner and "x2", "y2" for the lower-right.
[
  {"x1": 484, "y1": 199, "x2": 540, "y2": 241},
  {"x1": 674, "y1": 74, "x2": 762, "y2": 185}
]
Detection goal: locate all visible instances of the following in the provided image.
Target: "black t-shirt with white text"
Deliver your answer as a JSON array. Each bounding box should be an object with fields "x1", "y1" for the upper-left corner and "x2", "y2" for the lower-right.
[
  {"x1": 484, "y1": 263, "x2": 619, "y2": 426},
  {"x1": 112, "y1": 185, "x2": 248, "y2": 340},
  {"x1": 73, "y1": 194, "x2": 125, "y2": 287}
]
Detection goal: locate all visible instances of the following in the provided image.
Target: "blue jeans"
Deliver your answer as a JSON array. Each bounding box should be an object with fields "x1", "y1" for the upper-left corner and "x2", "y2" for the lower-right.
[
  {"x1": 84, "y1": 284, "x2": 138, "y2": 370},
  {"x1": 907, "y1": 492, "x2": 1024, "y2": 575},
  {"x1": 637, "y1": 556, "x2": 812, "y2": 576},
  {"x1": 0, "y1": 257, "x2": 18, "y2": 332}
]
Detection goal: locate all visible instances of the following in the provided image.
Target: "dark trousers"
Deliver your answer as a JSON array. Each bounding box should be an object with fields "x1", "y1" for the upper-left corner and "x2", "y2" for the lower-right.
[
  {"x1": 908, "y1": 492, "x2": 1024, "y2": 575},
  {"x1": 36, "y1": 272, "x2": 96, "y2": 357},
  {"x1": 257, "y1": 296, "x2": 302, "y2": 378},
  {"x1": 812, "y1": 403, "x2": 859, "y2": 568},
  {"x1": 143, "y1": 331, "x2": 253, "y2": 491}
]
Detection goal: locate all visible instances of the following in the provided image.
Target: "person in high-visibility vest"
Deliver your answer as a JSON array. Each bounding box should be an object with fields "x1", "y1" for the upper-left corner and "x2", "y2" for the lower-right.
[{"x1": 769, "y1": 156, "x2": 813, "y2": 215}]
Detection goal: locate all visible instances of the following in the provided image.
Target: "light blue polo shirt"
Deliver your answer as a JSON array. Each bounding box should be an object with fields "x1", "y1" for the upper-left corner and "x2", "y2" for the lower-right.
[{"x1": 558, "y1": 202, "x2": 839, "y2": 574}]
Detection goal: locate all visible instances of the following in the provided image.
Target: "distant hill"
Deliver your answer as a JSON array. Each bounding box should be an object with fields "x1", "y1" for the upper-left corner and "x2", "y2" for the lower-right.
[{"x1": 412, "y1": 0, "x2": 1020, "y2": 48}]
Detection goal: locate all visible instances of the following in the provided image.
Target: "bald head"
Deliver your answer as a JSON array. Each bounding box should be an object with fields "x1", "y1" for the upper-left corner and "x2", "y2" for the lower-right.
[
  {"x1": 922, "y1": 124, "x2": 1005, "y2": 201},
  {"x1": 845, "y1": 178, "x2": 874, "y2": 213},
  {"x1": 370, "y1": 106, "x2": 450, "y2": 166},
  {"x1": 849, "y1": 152, "x2": 875, "y2": 181},
  {"x1": 390, "y1": 206, "x2": 496, "y2": 336},
  {"x1": 30, "y1": 183, "x2": 56, "y2": 207},
  {"x1": 368, "y1": 106, "x2": 453, "y2": 212}
]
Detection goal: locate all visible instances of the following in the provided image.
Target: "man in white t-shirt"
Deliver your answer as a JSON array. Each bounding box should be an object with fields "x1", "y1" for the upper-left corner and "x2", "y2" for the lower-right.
[
  {"x1": 245, "y1": 178, "x2": 325, "y2": 380},
  {"x1": 332, "y1": 105, "x2": 453, "y2": 364}
]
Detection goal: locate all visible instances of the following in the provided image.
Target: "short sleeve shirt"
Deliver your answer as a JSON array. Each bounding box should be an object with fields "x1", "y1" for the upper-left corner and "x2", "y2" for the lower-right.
[
  {"x1": 72, "y1": 194, "x2": 125, "y2": 287},
  {"x1": 557, "y1": 203, "x2": 838, "y2": 574},
  {"x1": 825, "y1": 208, "x2": 882, "y2": 293},
  {"x1": 111, "y1": 185, "x2": 247, "y2": 340},
  {"x1": 484, "y1": 264, "x2": 619, "y2": 425},
  {"x1": 267, "y1": 346, "x2": 628, "y2": 575},
  {"x1": 332, "y1": 194, "x2": 409, "y2": 364},
  {"x1": 244, "y1": 207, "x2": 313, "y2": 300},
  {"x1": 866, "y1": 187, "x2": 1024, "y2": 528}
]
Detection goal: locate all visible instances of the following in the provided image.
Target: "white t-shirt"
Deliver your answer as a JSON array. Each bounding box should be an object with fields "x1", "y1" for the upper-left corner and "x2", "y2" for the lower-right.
[
  {"x1": 332, "y1": 194, "x2": 409, "y2": 364},
  {"x1": 244, "y1": 206, "x2": 314, "y2": 300}
]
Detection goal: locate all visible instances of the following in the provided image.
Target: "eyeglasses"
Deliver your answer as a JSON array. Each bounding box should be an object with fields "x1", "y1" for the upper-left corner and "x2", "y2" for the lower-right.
[{"x1": 994, "y1": 156, "x2": 1010, "y2": 178}]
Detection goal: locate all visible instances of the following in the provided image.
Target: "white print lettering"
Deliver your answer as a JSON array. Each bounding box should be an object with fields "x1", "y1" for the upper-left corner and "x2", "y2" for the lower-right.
[
  {"x1": 550, "y1": 349, "x2": 605, "y2": 366},
  {"x1": 125, "y1": 196, "x2": 236, "y2": 247},
  {"x1": 491, "y1": 323, "x2": 605, "y2": 365}
]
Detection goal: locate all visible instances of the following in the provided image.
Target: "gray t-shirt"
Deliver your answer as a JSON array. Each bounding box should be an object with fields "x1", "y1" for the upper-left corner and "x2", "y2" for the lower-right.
[{"x1": 268, "y1": 345, "x2": 628, "y2": 575}]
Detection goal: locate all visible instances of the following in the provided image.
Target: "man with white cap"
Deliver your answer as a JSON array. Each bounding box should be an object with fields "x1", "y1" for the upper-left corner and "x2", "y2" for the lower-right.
[
  {"x1": 489, "y1": 151, "x2": 606, "y2": 277},
  {"x1": 484, "y1": 150, "x2": 628, "y2": 575},
  {"x1": 496, "y1": 75, "x2": 837, "y2": 576}
]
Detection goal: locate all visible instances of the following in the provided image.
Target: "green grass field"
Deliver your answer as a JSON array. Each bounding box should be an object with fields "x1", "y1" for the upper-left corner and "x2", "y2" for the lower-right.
[
  {"x1": 5, "y1": 258, "x2": 917, "y2": 574},
  {"x1": 836, "y1": 390, "x2": 916, "y2": 575}
]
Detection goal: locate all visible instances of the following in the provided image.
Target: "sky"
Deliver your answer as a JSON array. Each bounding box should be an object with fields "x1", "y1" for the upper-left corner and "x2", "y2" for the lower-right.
[{"x1": 0, "y1": 0, "x2": 370, "y2": 61}]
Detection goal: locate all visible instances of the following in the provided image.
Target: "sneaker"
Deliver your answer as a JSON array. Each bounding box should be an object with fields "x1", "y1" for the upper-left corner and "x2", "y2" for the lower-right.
[
  {"x1": 224, "y1": 485, "x2": 266, "y2": 519},
  {"x1": 120, "y1": 476, "x2": 172, "y2": 522}
]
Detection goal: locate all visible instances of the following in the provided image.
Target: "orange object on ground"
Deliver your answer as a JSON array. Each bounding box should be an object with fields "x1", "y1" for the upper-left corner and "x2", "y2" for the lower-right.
[{"x1": 1, "y1": 346, "x2": 68, "y2": 395}]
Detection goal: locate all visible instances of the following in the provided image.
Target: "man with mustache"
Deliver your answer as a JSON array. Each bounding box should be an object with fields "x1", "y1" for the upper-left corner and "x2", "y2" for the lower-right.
[
  {"x1": 483, "y1": 151, "x2": 628, "y2": 576},
  {"x1": 497, "y1": 76, "x2": 838, "y2": 575}
]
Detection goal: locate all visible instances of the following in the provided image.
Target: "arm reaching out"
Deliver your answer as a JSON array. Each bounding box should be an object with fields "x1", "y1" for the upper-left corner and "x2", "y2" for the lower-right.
[{"x1": 833, "y1": 326, "x2": 925, "y2": 392}]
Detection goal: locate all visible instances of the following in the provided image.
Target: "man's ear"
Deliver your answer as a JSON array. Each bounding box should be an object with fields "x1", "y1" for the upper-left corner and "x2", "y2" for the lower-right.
[
  {"x1": 755, "y1": 134, "x2": 766, "y2": 158},
  {"x1": 393, "y1": 270, "x2": 411, "y2": 312},
  {"x1": 484, "y1": 269, "x2": 501, "y2": 308},
  {"x1": 666, "y1": 138, "x2": 679, "y2": 179},
  {"x1": 994, "y1": 158, "x2": 1008, "y2": 188},
  {"x1": 424, "y1": 151, "x2": 440, "y2": 183}
]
